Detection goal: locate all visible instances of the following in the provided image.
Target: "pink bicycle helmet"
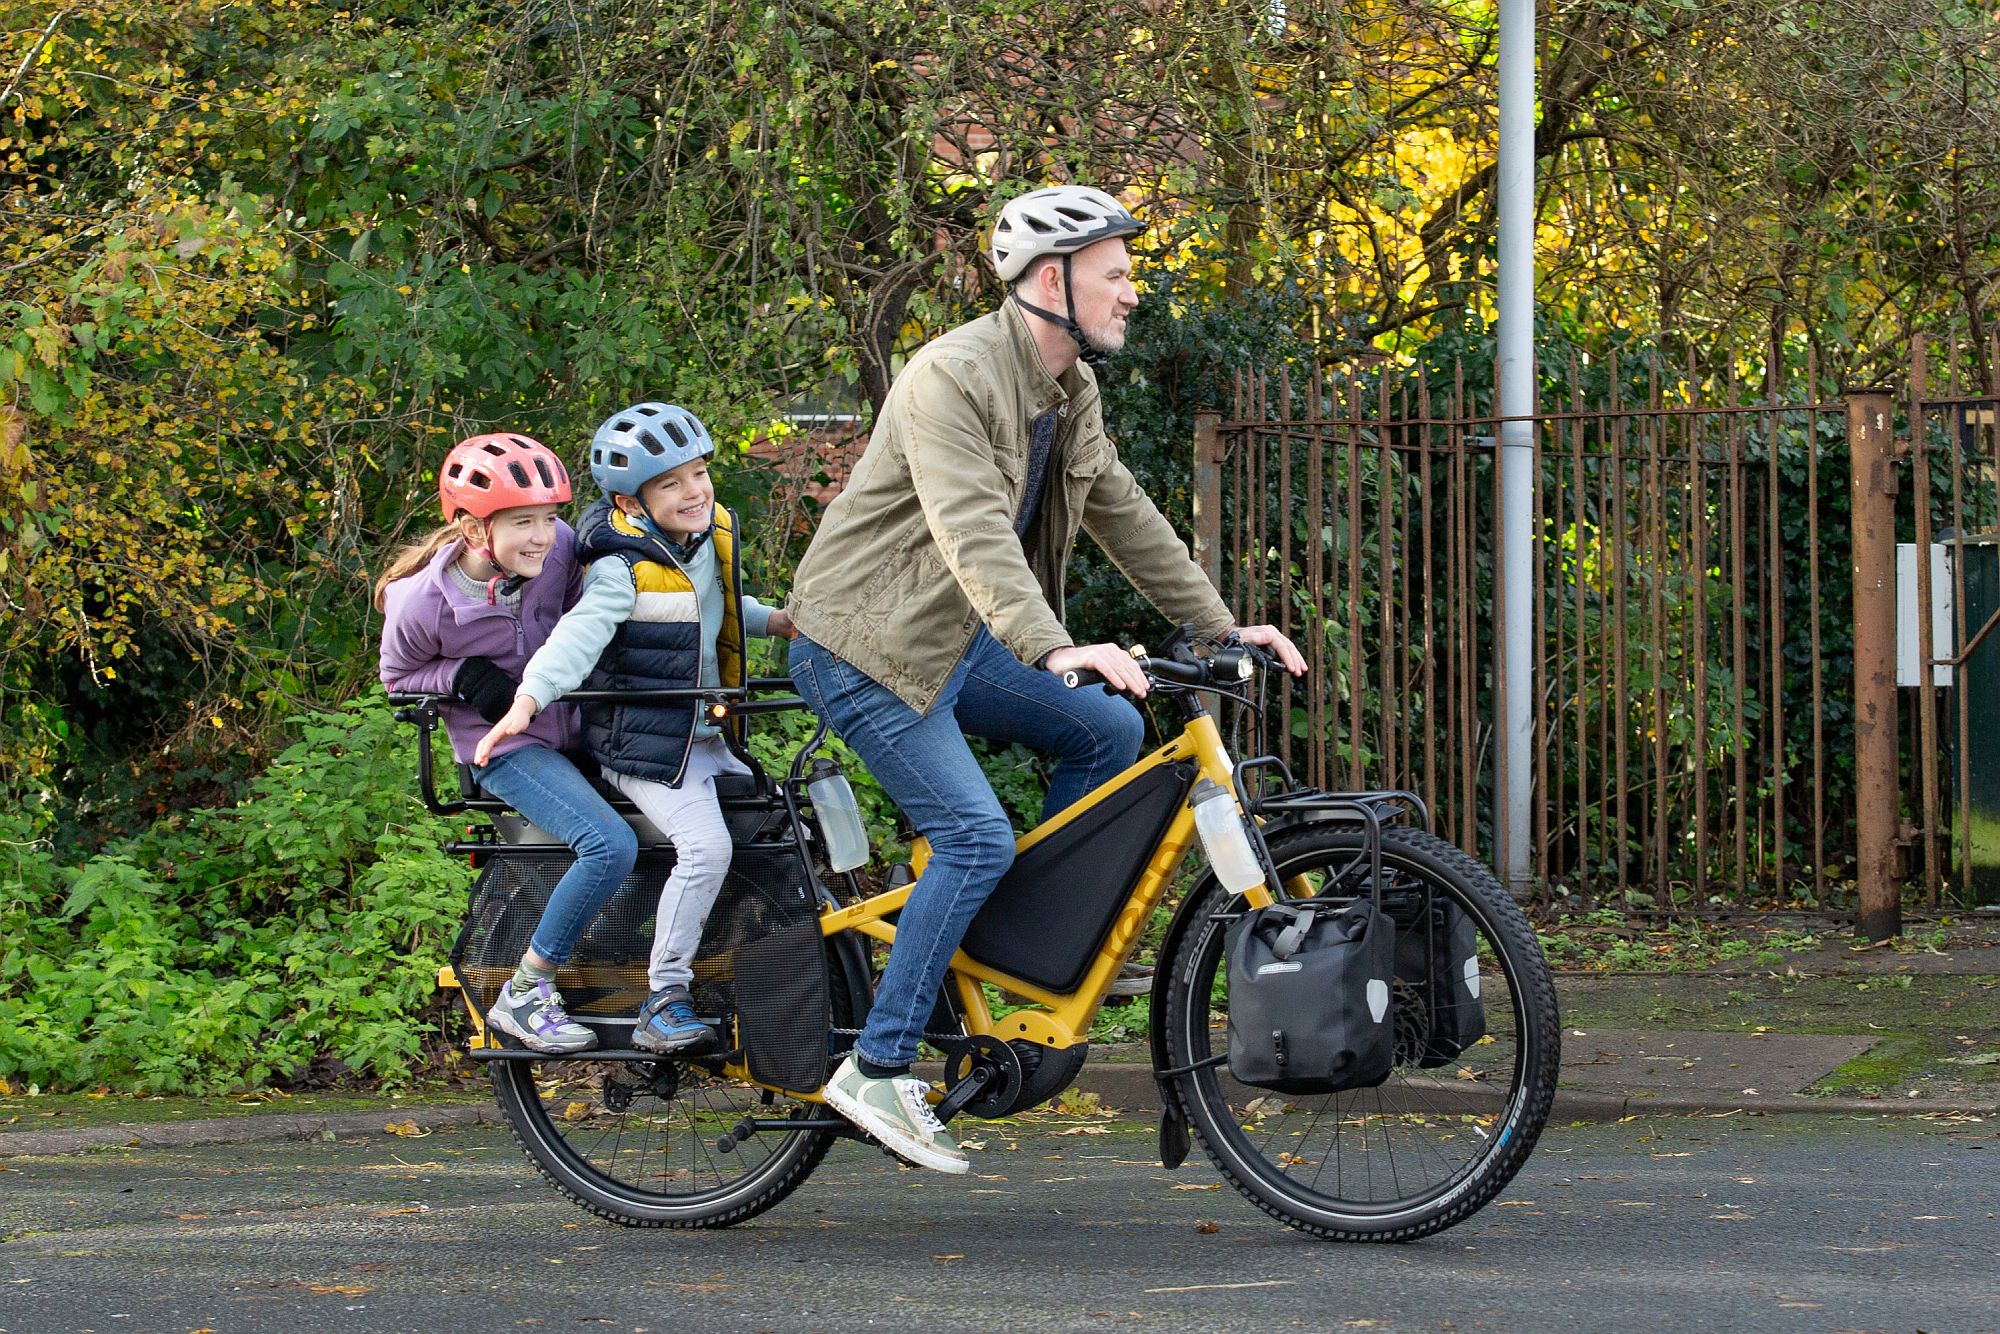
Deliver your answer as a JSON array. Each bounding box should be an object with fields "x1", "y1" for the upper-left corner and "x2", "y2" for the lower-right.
[{"x1": 439, "y1": 433, "x2": 571, "y2": 521}]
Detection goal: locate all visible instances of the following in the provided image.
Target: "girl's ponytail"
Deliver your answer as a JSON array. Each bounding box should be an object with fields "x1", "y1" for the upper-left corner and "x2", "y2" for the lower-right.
[{"x1": 372, "y1": 525, "x2": 461, "y2": 610}]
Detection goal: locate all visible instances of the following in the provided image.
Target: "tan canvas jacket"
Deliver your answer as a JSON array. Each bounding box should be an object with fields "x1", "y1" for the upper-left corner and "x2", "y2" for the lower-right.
[{"x1": 786, "y1": 300, "x2": 1233, "y2": 714}]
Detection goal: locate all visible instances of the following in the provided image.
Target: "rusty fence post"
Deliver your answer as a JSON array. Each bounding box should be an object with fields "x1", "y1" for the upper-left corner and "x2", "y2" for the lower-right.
[
  {"x1": 1193, "y1": 409, "x2": 1224, "y2": 588},
  {"x1": 1847, "y1": 388, "x2": 1902, "y2": 941}
]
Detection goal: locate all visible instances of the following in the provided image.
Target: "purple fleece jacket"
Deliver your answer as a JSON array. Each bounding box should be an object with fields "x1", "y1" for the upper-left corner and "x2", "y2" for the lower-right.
[{"x1": 378, "y1": 522, "x2": 585, "y2": 764}]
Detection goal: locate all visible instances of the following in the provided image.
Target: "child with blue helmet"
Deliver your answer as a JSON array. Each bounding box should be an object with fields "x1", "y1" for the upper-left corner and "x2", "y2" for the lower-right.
[{"x1": 475, "y1": 403, "x2": 795, "y2": 1053}]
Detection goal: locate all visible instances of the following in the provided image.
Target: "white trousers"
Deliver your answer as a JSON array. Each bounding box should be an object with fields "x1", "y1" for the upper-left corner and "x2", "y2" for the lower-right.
[{"x1": 604, "y1": 735, "x2": 749, "y2": 992}]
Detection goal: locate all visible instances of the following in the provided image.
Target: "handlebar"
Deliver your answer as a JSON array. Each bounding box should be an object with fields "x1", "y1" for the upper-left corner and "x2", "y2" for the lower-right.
[
  {"x1": 387, "y1": 678, "x2": 807, "y2": 719},
  {"x1": 1060, "y1": 644, "x2": 1258, "y2": 693}
]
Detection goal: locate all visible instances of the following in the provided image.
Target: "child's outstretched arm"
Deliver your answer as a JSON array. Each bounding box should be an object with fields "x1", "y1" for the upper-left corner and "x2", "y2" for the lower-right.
[
  {"x1": 472, "y1": 555, "x2": 634, "y2": 765},
  {"x1": 741, "y1": 594, "x2": 795, "y2": 640}
]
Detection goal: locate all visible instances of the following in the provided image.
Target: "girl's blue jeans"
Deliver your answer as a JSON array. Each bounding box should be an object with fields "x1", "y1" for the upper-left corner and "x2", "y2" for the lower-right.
[
  {"x1": 788, "y1": 628, "x2": 1145, "y2": 1068},
  {"x1": 475, "y1": 743, "x2": 639, "y2": 966}
]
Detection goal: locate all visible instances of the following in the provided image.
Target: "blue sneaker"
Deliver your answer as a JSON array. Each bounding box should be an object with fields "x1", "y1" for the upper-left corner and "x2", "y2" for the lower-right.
[{"x1": 631, "y1": 985, "x2": 716, "y2": 1054}]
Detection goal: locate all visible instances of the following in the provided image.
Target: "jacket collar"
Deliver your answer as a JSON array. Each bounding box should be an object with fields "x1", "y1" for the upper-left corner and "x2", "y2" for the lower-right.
[
  {"x1": 999, "y1": 299, "x2": 1097, "y2": 422},
  {"x1": 425, "y1": 538, "x2": 510, "y2": 622}
]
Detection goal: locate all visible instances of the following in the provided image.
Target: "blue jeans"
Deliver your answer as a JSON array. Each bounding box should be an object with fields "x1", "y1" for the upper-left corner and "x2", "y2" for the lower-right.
[
  {"x1": 476, "y1": 743, "x2": 640, "y2": 966},
  {"x1": 788, "y1": 628, "x2": 1146, "y2": 1068}
]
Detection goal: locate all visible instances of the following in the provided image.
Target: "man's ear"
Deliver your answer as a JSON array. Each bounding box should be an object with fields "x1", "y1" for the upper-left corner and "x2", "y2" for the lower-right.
[{"x1": 1036, "y1": 255, "x2": 1065, "y2": 303}]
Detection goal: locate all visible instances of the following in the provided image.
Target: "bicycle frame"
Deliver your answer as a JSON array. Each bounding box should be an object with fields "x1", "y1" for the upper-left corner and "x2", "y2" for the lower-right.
[
  {"x1": 405, "y1": 664, "x2": 1427, "y2": 1107},
  {"x1": 817, "y1": 708, "x2": 1240, "y2": 1056}
]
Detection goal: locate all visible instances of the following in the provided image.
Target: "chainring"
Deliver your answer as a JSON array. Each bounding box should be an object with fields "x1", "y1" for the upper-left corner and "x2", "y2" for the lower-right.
[{"x1": 938, "y1": 1033, "x2": 1025, "y2": 1120}]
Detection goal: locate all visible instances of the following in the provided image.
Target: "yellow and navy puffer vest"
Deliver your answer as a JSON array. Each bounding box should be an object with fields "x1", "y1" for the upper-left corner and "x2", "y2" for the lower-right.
[{"x1": 574, "y1": 496, "x2": 746, "y2": 786}]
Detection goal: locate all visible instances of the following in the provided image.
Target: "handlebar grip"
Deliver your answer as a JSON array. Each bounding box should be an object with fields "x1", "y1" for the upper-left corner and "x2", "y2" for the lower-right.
[{"x1": 1061, "y1": 667, "x2": 1107, "y2": 689}]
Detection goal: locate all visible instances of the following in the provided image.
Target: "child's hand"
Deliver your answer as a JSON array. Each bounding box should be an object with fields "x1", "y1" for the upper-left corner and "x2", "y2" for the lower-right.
[
  {"x1": 473, "y1": 694, "x2": 539, "y2": 766},
  {"x1": 766, "y1": 608, "x2": 797, "y2": 640}
]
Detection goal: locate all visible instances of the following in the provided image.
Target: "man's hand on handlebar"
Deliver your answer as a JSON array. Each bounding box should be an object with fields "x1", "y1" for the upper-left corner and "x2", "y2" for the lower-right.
[
  {"x1": 1228, "y1": 624, "x2": 1309, "y2": 677},
  {"x1": 472, "y1": 693, "x2": 540, "y2": 766},
  {"x1": 1044, "y1": 642, "x2": 1151, "y2": 698}
]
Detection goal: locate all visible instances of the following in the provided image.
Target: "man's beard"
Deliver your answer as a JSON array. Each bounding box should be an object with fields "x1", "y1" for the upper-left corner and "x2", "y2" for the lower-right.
[{"x1": 1080, "y1": 313, "x2": 1127, "y2": 355}]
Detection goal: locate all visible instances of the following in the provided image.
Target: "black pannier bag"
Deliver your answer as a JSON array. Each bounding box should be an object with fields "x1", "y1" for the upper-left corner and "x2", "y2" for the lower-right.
[
  {"x1": 1387, "y1": 892, "x2": 1487, "y2": 1068},
  {"x1": 1225, "y1": 898, "x2": 1395, "y2": 1096}
]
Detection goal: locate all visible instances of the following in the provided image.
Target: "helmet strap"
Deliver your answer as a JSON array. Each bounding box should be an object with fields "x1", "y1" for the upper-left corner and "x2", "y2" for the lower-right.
[
  {"x1": 631, "y1": 501, "x2": 712, "y2": 562},
  {"x1": 1009, "y1": 255, "x2": 1111, "y2": 368},
  {"x1": 475, "y1": 519, "x2": 528, "y2": 603}
]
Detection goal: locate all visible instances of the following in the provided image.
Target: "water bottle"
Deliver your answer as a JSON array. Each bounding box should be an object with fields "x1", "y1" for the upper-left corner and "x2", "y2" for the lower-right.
[
  {"x1": 1190, "y1": 777, "x2": 1266, "y2": 893},
  {"x1": 807, "y1": 758, "x2": 869, "y2": 873}
]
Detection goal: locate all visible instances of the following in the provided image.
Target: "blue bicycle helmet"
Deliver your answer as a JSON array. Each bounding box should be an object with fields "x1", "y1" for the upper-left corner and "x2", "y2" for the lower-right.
[{"x1": 588, "y1": 402, "x2": 715, "y2": 496}]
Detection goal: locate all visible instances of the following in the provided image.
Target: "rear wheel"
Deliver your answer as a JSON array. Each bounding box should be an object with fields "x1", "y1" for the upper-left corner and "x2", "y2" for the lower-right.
[
  {"x1": 1162, "y1": 824, "x2": 1560, "y2": 1241},
  {"x1": 491, "y1": 943, "x2": 855, "y2": 1228}
]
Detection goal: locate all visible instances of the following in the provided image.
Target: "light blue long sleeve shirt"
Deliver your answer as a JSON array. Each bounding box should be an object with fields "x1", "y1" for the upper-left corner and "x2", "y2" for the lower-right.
[{"x1": 520, "y1": 539, "x2": 775, "y2": 739}]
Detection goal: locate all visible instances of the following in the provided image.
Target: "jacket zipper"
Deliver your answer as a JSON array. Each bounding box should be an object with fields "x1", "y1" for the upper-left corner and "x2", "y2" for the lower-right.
[{"x1": 648, "y1": 529, "x2": 701, "y2": 789}]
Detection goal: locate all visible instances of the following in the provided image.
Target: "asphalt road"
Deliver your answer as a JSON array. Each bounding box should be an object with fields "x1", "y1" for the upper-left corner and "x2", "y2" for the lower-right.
[{"x1": 2, "y1": 1114, "x2": 1995, "y2": 1333}]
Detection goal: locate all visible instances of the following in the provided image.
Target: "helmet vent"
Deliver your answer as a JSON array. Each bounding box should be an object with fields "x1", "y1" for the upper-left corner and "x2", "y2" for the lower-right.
[
  {"x1": 467, "y1": 471, "x2": 491, "y2": 489},
  {"x1": 480, "y1": 441, "x2": 507, "y2": 456},
  {"x1": 663, "y1": 421, "x2": 688, "y2": 447},
  {"x1": 608, "y1": 450, "x2": 629, "y2": 469},
  {"x1": 636, "y1": 429, "x2": 665, "y2": 456},
  {"x1": 533, "y1": 459, "x2": 555, "y2": 487},
  {"x1": 613, "y1": 418, "x2": 635, "y2": 433},
  {"x1": 506, "y1": 461, "x2": 532, "y2": 488}
]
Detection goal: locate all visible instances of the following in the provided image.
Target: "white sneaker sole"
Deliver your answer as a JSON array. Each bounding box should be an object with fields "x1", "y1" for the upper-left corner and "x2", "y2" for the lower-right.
[
  {"x1": 822, "y1": 1076, "x2": 970, "y2": 1175},
  {"x1": 485, "y1": 1004, "x2": 597, "y2": 1055}
]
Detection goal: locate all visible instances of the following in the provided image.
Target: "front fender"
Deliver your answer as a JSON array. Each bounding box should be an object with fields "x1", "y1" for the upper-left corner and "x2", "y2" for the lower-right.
[{"x1": 1146, "y1": 869, "x2": 1227, "y2": 1082}]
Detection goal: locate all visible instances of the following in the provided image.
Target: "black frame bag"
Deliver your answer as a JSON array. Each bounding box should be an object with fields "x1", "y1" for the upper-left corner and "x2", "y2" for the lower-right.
[{"x1": 1225, "y1": 897, "x2": 1396, "y2": 1096}]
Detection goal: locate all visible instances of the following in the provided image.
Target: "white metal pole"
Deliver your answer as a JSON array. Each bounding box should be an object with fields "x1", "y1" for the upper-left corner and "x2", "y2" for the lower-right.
[{"x1": 1496, "y1": 0, "x2": 1537, "y2": 892}]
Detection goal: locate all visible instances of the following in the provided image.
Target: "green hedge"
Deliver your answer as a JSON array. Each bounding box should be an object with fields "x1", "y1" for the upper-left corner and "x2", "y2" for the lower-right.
[{"x1": 1, "y1": 700, "x2": 464, "y2": 1093}]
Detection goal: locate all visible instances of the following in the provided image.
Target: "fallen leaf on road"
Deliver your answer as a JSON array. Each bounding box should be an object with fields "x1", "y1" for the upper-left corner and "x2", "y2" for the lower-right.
[
  {"x1": 382, "y1": 1120, "x2": 428, "y2": 1138},
  {"x1": 1170, "y1": 1183, "x2": 1220, "y2": 1191},
  {"x1": 562, "y1": 1102, "x2": 592, "y2": 1122},
  {"x1": 370, "y1": 1205, "x2": 429, "y2": 1216},
  {"x1": 310, "y1": 1285, "x2": 371, "y2": 1296},
  {"x1": 932, "y1": 1254, "x2": 964, "y2": 1263},
  {"x1": 1194, "y1": 1220, "x2": 1221, "y2": 1234}
]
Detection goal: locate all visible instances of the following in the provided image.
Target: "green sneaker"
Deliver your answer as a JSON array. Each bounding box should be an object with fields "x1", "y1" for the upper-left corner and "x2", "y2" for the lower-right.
[{"x1": 821, "y1": 1055, "x2": 969, "y2": 1174}]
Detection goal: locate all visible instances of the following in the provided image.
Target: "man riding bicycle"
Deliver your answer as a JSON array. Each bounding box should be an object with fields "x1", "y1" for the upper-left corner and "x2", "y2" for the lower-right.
[{"x1": 785, "y1": 184, "x2": 1307, "y2": 1174}]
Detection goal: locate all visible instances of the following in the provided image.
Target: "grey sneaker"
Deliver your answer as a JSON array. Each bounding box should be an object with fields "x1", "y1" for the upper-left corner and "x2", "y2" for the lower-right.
[
  {"x1": 486, "y1": 977, "x2": 598, "y2": 1054},
  {"x1": 821, "y1": 1056, "x2": 969, "y2": 1174}
]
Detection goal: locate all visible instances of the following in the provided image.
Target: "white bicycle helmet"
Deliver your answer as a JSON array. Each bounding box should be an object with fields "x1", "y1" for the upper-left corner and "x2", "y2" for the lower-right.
[
  {"x1": 988, "y1": 185, "x2": 1144, "y2": 283},
  {"x1": 988, "y1": 186, "x2": 1145, "y2": 367}
]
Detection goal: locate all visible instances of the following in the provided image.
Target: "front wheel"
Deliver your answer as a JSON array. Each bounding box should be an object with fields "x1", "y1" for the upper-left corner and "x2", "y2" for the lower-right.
[{"x1": 1161, "y1": 824, "x2": 1560, "y2": 1241}]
